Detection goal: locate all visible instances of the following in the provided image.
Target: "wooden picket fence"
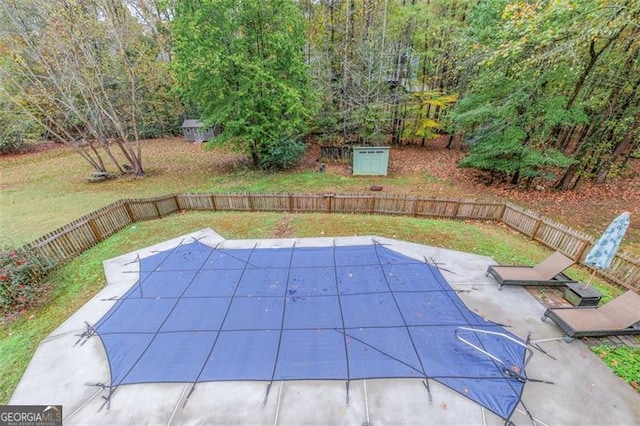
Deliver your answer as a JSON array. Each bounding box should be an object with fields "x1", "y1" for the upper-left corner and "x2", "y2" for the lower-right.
[{"x1": 22, "y1": 192, "x2": 640, "y2": 292}]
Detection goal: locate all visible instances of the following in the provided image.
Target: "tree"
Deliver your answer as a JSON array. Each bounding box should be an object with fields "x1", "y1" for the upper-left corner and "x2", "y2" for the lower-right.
[
  {"x1": 172, "y1": 0, "x2": 316, "y2": 169},
  {"x1": 0, "y1": 54, "x2": 42, "y2": 154},
  {"x1": 550, "y1": 1, "x2": 640, "y2": 189},
  {"x1": 449, "y1": 0, "x2": 639, "y2": 188},
  {"x1": 0, "y1": 0, "x2": 181, "y2": 176},
  {"x1": 299, "y1": 0, "x2": 469, "y2": 146},
  {"x1": 0, "y1": 94, "x2": 38, "y2": 154}
]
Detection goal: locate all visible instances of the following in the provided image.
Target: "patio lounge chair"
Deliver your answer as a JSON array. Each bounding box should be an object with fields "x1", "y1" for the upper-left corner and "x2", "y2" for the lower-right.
[
  {"x1": 486, "y1": 251, "x2": 577, "y2": 290},
  {"x1": 542, "y1": 290, "x2": 640, "y2": 342}
]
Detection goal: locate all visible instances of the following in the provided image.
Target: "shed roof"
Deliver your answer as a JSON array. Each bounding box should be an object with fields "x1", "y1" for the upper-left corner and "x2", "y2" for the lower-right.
[{"x1": 181, "y1": 119, "x2": 205, "y2": 128}]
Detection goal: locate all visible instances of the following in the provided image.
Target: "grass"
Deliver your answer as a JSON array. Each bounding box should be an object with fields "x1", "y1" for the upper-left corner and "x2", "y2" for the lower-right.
[
  {"x1": 0, "y1": 139, "x2": 425, "y2": 245},
  {"x1": 2, "y1": 138, "x2": 639, "y2": 252},
  {"x1": 290, "y1": 214, "x2": 544, "y2": 262},
  {"x1": 1, "y1": 139, "x2": 227, "y2": 244},
  {"x1": 208, "y1": 170, "x2": 357, "y2": 193},
  {"x1": 0, "y1": 210, "x2": 572, "y2": 403},
  {"x1": 592, "y1": 346, "x2": 640, "y2": 392},
  {"x1": 1, "y1": 139, "x2": 638, "y2": 402}
]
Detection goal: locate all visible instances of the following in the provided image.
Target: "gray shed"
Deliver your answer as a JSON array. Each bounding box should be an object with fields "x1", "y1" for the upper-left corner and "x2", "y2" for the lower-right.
[
  {"x1": 352, "y1": 146, "x2": 390, "y2": 176},
  {"x1": 181, "y1": 119, "x2": 217, "y2": 142}
]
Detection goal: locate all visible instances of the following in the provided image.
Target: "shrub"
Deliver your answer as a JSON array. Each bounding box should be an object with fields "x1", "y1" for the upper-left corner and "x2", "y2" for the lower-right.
[
  {"x1": 0, "y1": 132, "x2": 24, "y2": 155},
  {"x1": 259, "y1": 137, "x2": 307, "y2": 171},
  {"x1": 0, "y1": 246, "x2": 55, "y2": 314}
]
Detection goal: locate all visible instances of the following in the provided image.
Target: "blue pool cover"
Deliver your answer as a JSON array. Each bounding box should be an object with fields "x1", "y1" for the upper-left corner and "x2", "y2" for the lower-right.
[{"x1": 89, "y1": 240, "x2": 528, "y2": 420}]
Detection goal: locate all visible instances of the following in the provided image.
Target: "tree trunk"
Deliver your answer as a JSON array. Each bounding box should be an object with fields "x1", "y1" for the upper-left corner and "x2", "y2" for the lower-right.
[
  {"x1": 591, "y1": 46, "x2": 640, "y2": 183},
  {"x1": 566, "y1": 20, "x2": 628, "y2": 110},
  {"x1": 510, "y1": 170, "x2": 520, "y2": 185},
  {"x1": 555, "y1": 162, "x2": 580, "y2": 191},
  {"x1": 446, "y1": 134, "x2": 454, "y2": 149},
  {"x1": 595, "y1": 115, "x2": 640, "y2": 183}
]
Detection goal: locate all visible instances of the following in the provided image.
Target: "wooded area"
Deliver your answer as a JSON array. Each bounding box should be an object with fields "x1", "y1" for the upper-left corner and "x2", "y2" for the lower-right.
[{"x1": 1, "y1": 0, "x2": 638, "y2": 188}]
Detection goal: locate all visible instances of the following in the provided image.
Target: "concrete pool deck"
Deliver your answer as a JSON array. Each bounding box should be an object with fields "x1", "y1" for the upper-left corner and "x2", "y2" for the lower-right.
[{"x1": 9, "y1": 228, "x2": 640, "y2": 425}]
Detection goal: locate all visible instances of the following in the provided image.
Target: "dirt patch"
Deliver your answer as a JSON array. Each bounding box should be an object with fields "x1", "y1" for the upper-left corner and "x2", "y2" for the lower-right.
[{"x1": 272, "y1": 213, "x2": 294, "y2": 238}]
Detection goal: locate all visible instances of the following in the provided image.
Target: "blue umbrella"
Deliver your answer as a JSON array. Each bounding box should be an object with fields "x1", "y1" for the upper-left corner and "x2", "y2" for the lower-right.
[{"x1": 584, "y1": 212, "x2": 630, "y2": 270}]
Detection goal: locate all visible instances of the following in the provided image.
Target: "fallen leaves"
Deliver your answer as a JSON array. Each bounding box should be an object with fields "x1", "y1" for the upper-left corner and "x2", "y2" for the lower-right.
[{"x1": 379, "y1": 137, "x2": 640, "y2": 253}]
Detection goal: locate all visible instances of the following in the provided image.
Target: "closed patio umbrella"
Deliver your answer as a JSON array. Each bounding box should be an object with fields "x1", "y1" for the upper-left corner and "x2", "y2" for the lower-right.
[
  {"x1": 582, "y1": 212, "x2": 630, "y2": 290},
  {"x1": 585, "y1": 212, "x2": 630, "y2": 270}
]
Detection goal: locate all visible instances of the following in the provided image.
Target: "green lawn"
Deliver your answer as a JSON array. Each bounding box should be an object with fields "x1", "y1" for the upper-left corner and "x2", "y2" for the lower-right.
[
  {"x1": 1, "y1": 140, "x2": 637, "y2": 402},
  {"x1": 2, "y1": 138, "x2": 639, "y2": 253},
  {"x1": 0, "y1": 139, "x2": 434, "y2": 245}
]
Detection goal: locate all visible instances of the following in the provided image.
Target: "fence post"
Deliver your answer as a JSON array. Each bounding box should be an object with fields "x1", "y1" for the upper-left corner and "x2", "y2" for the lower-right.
[
  {"x1": 123, "y1": 201, "x2": 137, "y2": 223},
  {"x1": 369, "y1": 196, "x2": 376, "y2": 214},
  {"x1": 88, "y1": 218, "x2": 104, "y2": 242},
  {"x1": 154, "y1": 201, "x2": 162, "y2": 218},
  {"x1": 411, "y1": 197, "x2": 419, "y2": 217},
  {"x1": 530, "y1": 218, "x2": 543, "y2": 240},
  {"x1": 575, "y1": 239, "x2": 591, "y2": 262},
  {"x1": 624, "y1": 268, "x2": 640, "y2": 291},
  {"x1": 498, "y1": 203, "x2": 507, "y2": 222},
  {"x1": 288, "y1": 193, "x2": 294, "y2": 212},
  {"x1": 324, "y1": 193, "x2": 334, "y2": 213},
  {"x1": 401, "y1": 196, "x2": 411, "y2": 217},
  {"x1": 453, "y1": 199, "x2": 461, "y2": 218},
  {"x1": 210, "y1": 195, "x2": 217, "y2": 211}
]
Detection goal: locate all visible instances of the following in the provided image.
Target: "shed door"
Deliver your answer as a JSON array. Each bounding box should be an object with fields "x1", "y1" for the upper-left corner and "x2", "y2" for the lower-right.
[{"x1": 354, "y1": 149, "x2": 388, "y2": 175}]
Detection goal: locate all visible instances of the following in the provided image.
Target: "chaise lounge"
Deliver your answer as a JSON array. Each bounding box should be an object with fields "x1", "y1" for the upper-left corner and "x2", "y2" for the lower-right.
[
  {"x1": 541, "y1": 290, "x2": 640, "y2": 342},
  {"x1": 486, "y1": 251, "x2": 577, "y2": 290}
]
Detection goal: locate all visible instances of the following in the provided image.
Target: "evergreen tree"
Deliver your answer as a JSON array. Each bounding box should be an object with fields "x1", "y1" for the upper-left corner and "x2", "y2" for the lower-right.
[{"x1": 173, "y1": 0, "x2": 316, "y2": 169}]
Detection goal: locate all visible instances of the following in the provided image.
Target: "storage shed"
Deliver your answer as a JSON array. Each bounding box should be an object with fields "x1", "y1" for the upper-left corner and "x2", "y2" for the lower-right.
[
  {"x1": 352, "y1": 146, "x2": 390, "y2": 176},
  {"x1": 181, "y1": 119, "x2": 217, "y2": 142}
]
